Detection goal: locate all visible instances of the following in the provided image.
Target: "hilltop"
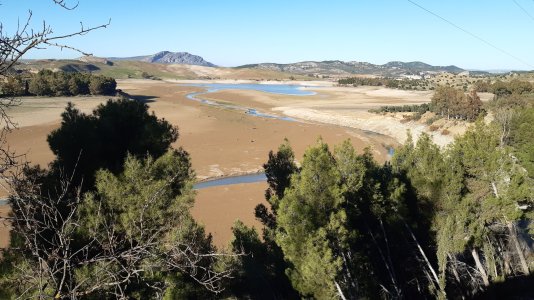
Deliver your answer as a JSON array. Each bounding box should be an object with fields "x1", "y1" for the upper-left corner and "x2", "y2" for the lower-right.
[
  {"x1": 108, "y1": 51, "x2": 216, "y2": 67},
  {"x1": 13, "y1": 58, "x2": 310, "y2": 81},
  {"x1": 238, "y1": 60, "x2": 465, "y2": 77}
]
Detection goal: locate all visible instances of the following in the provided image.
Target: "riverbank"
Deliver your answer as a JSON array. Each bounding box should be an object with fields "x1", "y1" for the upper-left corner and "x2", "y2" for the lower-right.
[{"x1": 2, "y1": 79, "x2": 396, "y2": 248}]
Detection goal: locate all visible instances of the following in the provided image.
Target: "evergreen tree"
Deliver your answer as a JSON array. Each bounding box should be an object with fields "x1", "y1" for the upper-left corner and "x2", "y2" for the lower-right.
[
  {"x1": 47, "y1": 98, "x2": 178, "y2": 190},
  {"x1": 2, "y1": 151, "x2": 227, "y2": 298}
]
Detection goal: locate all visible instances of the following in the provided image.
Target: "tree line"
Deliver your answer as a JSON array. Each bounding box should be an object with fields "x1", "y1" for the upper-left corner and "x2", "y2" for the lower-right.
[
  {"x1": 474, "y1": 79, "x2": 534, "y2": 97},
  {"x1": 430, "y1": 86, "x2": 483, "y2": 121},
  {"x1": 0, "y1": 70, "x2": 117, "y2": 97},
  {"x1": 338, "y1": 76, "x2": 430, "y2": 91},
  {"x1": 370, "y1": 103, "x2": 431, "y2": 114},
  {"x1": 372, "y1": 86, "x2": 483, "y2": 121}
]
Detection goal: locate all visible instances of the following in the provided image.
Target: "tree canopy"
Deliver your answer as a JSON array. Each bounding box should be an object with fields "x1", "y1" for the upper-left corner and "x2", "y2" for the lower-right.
[{"x1": 47, "y1": 98, "x2": 178, "y2": 190}]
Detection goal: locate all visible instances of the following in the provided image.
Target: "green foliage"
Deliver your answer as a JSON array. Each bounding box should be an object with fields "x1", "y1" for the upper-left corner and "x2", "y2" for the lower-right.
[
  {"x1": 370, "y1": 103, "x2": 431, "y2": 114},
  {"x1": 431, "y1": 85, "x2": 483, "y2": 120},
  {"x1": 0, "y1": 70, "x2": 116, "y2": 97},
  {"x1": 88, "y1": 75, "x2": 117, "y2": 95},
  {"x1": 510, "y1": 108, "x2": 534, "y2": 177},
  {"x1": 394, "y1": 122, "x2": 534, "y2": 297},
  {"x1": 47, "y1": 98, "x2": 178, "y2": 190},
  {"x1": 228, "y1": 221, "x2": 298, "y2": 299},
  {"x1": 275, "y1": 140, "x2": 345, "y2": 298},
  {"x1": 0, "y1": 150, "x2": 221, "y2": 298},
  {"x1": 254, "y1": 126, "x2": 534, "y2": 298},
  {"x1": 0, "y1": 75, "x2": 28, "y2": 96},
  {"x1": 28, "y1": 69, "x2": 53, "y2": 96},
  {"x1": 76, "y1": 152, "x2": 209, "y2": 297},
  {"x1": 477, "y1": 79, "x2": 534, "y2": 96},
  {"x1": 338, "y1": 76, "x2": 429, "y2": 90},
  {"x1": 262, "y1": 139, "x2": 298, "y2": 209},
  {"x1": 269, "y1": 139, "x2": 436, "y2": 298}
]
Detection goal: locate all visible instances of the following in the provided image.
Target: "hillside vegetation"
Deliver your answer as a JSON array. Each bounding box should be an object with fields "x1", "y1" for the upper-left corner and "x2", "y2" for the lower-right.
[{"x1": 14, "y1": 59, "x2": 312, "y2": 81}]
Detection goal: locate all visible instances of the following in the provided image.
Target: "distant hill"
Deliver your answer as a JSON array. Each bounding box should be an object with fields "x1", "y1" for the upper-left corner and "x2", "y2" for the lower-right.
[
  {"x1": 238, "y1": 60, "x2": 465, "y2": 77},
  {"x1": 108, "y1": 51, "x2": 216, "y2": 67},
  {"x1": 15, "y1": 59, "x2": 310, "y2": 81}
]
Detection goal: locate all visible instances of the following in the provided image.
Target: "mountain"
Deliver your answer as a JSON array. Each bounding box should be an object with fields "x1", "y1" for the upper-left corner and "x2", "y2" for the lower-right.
[
  {"x1": 108, "y1": 51, "x2": 216, "y2": 67},
  {"x1": 238, "y1": 60, "x2": 465, "y2": 77}
]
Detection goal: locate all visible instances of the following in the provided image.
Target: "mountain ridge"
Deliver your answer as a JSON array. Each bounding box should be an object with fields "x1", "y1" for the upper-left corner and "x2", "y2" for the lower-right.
[
  {"x1": 237, "y1": 60, "x2": 465, "y2": 77},
  {"x1": 108, "y1": 51, "x2": 216, "y2": 67}
]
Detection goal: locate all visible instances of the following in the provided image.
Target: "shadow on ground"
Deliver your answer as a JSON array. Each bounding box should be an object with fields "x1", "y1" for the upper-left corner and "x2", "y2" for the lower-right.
[{"x1": 127, "y1": 94, "x2": 159, "y2": 103}]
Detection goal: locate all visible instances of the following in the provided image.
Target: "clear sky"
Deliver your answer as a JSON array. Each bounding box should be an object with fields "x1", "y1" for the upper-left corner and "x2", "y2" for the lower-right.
[{"x1": 4, "y1": 0, "x2": 534, "y2": 70}]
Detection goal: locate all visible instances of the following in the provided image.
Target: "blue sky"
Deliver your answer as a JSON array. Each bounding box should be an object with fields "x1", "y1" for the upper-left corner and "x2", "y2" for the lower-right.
[{"x1": 4, "y1": 0, "x2": 534, "y2": 70}]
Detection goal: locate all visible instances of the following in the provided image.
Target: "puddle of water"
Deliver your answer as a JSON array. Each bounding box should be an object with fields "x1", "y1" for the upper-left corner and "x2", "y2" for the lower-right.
[
  {"x1": 194, "y1": 173, "x2": 267, "y2": 190},
  {"x1": 0, "y1": 173, "x2": 269, "y2": 205},
  {"x1": 183, "y1": 83, "x2": 316, "y2": 96}
]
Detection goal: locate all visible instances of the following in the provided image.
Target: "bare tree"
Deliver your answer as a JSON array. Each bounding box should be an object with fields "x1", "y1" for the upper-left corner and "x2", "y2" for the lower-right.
[
  {"x1": 3, "y1": 154, "x2": 236, "y2": 298},
  {"x1": 0, "y1": 0, "x2": 109, "y2": 189},
  {"x1": 0, "y1": 2, "x2": 237, "y2": 298}
]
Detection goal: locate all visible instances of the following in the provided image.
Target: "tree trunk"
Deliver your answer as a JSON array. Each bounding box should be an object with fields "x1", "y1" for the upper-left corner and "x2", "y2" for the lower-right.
[
  {"x1": 471, "y1": 248, "x2": 490, "y2": 286},
  {"x1": 491, "y1": 181, "x2": 499, "y2": 198},
  {"x1": 508, "y1": 222, "x2": 530, "y2": 275},
  {"x1": 335, "y1": 280, "x2": 347, "y2": 300},
  {"x1": 447, "y1": 253, "x2": 462, "y2": 285},
  {"x1": 404, "y1": 222, "x2": 443, "y2": 294}
]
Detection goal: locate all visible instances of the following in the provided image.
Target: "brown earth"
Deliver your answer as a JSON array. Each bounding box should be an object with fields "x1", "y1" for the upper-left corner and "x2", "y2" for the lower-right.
[
  {"x1": 0, "y1": 206, "x2": 10, "y2": 249},
  {"x1": 1, "y1": 79, "x2": 399, "y2": 248}
]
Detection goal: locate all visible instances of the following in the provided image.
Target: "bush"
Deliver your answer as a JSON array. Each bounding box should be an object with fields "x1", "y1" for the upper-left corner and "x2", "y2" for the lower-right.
[
  {"x1": 89, "y1": 75, "x2": 117, "y2": 95},
  {"x1": 47, "y1": 98, "x2": 178, "y2": 190}
]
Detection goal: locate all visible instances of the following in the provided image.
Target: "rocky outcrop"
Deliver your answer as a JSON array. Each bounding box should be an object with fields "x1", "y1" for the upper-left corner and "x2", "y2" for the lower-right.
[{"x1": 109, "y1": 51, "x2": 216, "y2": 67}]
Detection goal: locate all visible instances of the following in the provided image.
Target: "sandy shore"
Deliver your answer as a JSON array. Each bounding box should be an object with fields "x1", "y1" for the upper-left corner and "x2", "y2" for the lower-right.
[
  {"x1": 192, "y1": 182, "x2": 268, "y2": 248},
  {"x1": 200, "y1": 86, "x2": 453, "y2": 146}
]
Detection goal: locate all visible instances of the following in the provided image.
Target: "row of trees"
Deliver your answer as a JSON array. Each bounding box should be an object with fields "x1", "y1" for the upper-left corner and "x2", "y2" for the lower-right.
[
  {"x1": 370, "y1": 86, "x2": 483, "y2": 122},
  {"x1": 0, "y1": 70, "x2": 117, "y2": 97},
  {"x1": 338, "y1": 77, "x2": 396, "y2": 87},
  {"x1": 370, "y1": 103, "x2": 431, "y2": 114},
  {"x1": 474, "y1": 79, "x2": 534, "y2": 96},
  {"x1": 338, "y1": 77, "x2": 430, "y2": 91}
]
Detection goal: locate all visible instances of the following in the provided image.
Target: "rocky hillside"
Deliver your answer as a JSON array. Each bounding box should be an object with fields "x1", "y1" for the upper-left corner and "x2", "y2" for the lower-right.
[
  {"x1": 238, "y1": 60, "x2": 465, "y2": 77},
  {"x1": 108, "y1": 51, "x2": 216, "y2": 67}
]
